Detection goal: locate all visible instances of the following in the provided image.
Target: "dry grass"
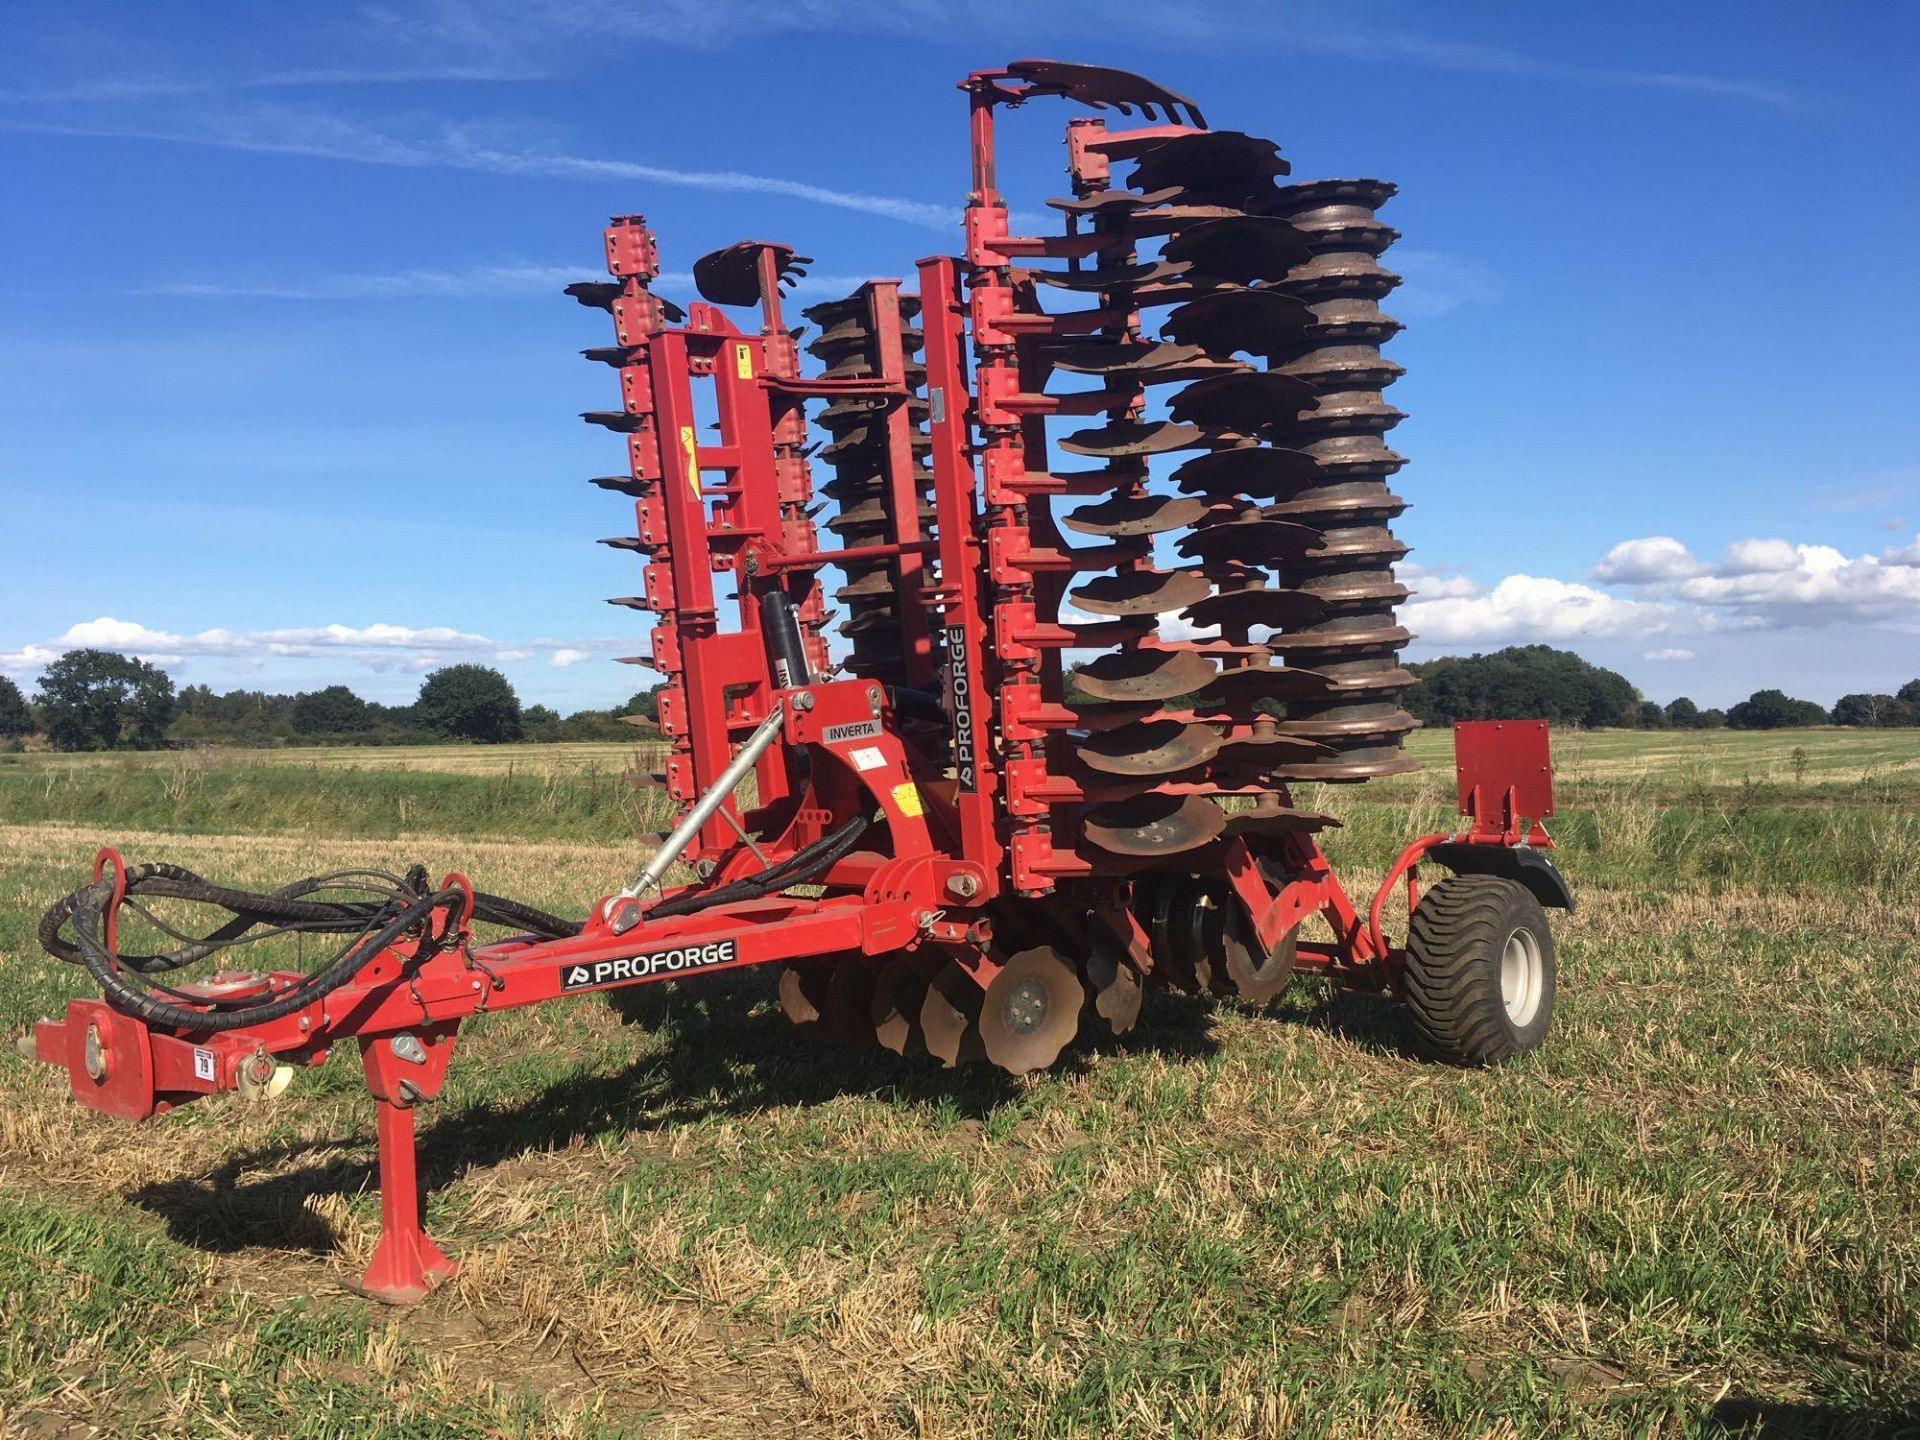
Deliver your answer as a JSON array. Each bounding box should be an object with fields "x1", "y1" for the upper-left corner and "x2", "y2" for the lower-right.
[{"x1": 2, "y1": 735, "x2": 1919, "y2": 1437}]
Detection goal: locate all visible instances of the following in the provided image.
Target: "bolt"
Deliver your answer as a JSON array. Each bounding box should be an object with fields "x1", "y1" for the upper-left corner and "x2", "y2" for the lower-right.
[
  {"x1": 793, "y1": 691, "x2": 816, "y2": 712},
  {"x1": 916, "y1": 910, "x2": 935, "y2": 929},
  {"x1": 947, "y1": 872, "x2": 980, "y2": 899},
  {"x1": 298, "y1": 1016, "x2": 310, "y2": 1031},
  {"x1": 83, "y1": 1023, "x2": 106, "y2": 1082}
]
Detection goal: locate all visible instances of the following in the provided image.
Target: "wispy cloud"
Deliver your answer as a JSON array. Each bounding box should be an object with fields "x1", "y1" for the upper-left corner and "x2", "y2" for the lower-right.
[
  {"x1": 6, "y1": 105, "x2": 957, "y2": 228},
  {"x1": 120, "y1": 262, "x2": 879, "y2": 302},
  {"x1": 0, "y1": 67, "x2": 533, "y2": 105},
  {"x1": 1391, "y1": 250, "x2": 1502, "y2": 319}
]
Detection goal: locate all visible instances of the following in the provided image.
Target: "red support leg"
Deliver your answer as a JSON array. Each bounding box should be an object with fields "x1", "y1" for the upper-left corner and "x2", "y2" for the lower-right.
[{"x1": 355, "y1": 1023, "x2": 461, "y2": 1304}]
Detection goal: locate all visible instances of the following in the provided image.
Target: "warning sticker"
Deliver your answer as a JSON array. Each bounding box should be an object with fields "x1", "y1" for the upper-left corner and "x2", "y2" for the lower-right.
[
  {"x1": 891, "y1": 782, "x2": 925, "y2": 817},
  {"x1": 849, "y1": 746, "x2": 886, "y2": 772},
  {"x1": 559, "y1": 939, "x2": 739, "y2": 993},
  {"x1": 735, "y1": 344, "x2": 754, "y2": 379},
  {"x1": 679, "y1": 425, "x2": 699, "y2": 499},
  {"x1": 193, "y1": 1047, "x2": 216, "y2": 1082}
]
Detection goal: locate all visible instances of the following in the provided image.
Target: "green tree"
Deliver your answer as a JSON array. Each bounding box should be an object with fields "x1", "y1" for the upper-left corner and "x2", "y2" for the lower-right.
[
  {"x1": 33, "y1": 649, "x2": 176, "y2": 750},
  {"x1": 0, "y1": 675, "x2": 31, "y2": 740},
  {"x1": 291, "y1": 685, "x2": 374, "y2": 736},
  {"x1": 1634, "y1": 700, "x2": 1667, "y2": 729},
  {"x1": 1664, "y1": 696, "x2": 1701, "y2": 729},
  {"x1": 1403, "y1": 645, "x2": 1641, "y2": 728},
  {"x1": 617, "y1": 686, "x2": 664, "y2": 723},
  {"x1": 1726, "y1": 688, "x2": 1829, "y2": 731},
  {"x1": 414, "y1": 665, "x2": 522, "y2": 743},
  {"x1": 1898, "y1": 679, "x2": 1920, "y2": 708},
  {"x1": 1699, "y1": 707, "x2": 1728, "y2": 729}
]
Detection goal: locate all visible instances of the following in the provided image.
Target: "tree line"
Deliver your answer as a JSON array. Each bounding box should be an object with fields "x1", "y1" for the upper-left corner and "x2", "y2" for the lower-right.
[
  {"x1": 2, "y1": 643, "x2": 1914, "y2": 752},
  {"x1": 1402, "y1": 645, "x2": 1920, "y2": 731},
  {"x1": 0, "y1": 648, "x2": 662, "y2": 751}
]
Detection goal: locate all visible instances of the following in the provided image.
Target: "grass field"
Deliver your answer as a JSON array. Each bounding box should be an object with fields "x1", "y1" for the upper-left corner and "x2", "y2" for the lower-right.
[{"x1": 1, "y1": 729, "x2": 1918, "y2": 1437}]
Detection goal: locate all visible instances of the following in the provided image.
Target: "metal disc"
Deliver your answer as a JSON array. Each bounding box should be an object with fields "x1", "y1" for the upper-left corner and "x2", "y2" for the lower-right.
[
  {"x1": 1084, "y1": 941, "x2": 1144, "y2": 1035},
  {"x1": 1062, "y1": 494, "x2": 1209, "y2": 538},
  {"x1": 1084, "y1": 794, "x2": 1225, "y2": 857},
  {"x1": 1005, "y1": 59, "x2": 1208, "y2": 128},
  {"x1": 824, "y1": 959, "x2": 878, "y2": 1047},
  {"x1": 1178, "y1": 878, "x2": 1225, "y2": 993},
  {"x1": 1182, "y1": 587, "x2": 1326, "y2": 632},
  {"x1": 778, "y1": 963, "x2": 831, "y2": 1031},
  {"x1": 1128, "y1": 130, "x2": 1290, "y2": 201},
  {"x1": 1069, "y1": 568, "x2": 1211, "y2": 616},
  {"x1": 1025, "y1": 259, "x2": 1192, "y2": 292},
  {"x1": 980, "y1": 948, "x2": 1085, "y2": 1076},
  {"x1": 1168, "y1": 371, "x2": 1320, "y2": 432},
  {"x1": 1215, "y1": 909, "x2": 1298, "y2": 1005},
  {"x1": 1194, "y1": 665, "x2": 1337, "y2": 707},
  {"x1": 1171, "y1": 446, "x2": 1322, "y2": 498},
  {"x1": 692, "y1": 241, "x2": 807, "y2": 307},
  {"x1": 1077, "y1": 649, "x2": 1217, "y2": 702},
  {"x1": 1134, "y1": 873, "x2": 1195, "y2": 991},
  {"x1": 1059, "y1": 420, "x2": 1210, "y2": 458},
  {"x1": 1161, "y1": 215, "x2": 1313, "y2": 285},
  {"x1": 1176, "y1": 519, "x2": 1321, "y2": 565},
  {"x1": 1221, "y1": 794, "x2": 1341, "y2": 838},
  {"x1": 1048, "y1": 340, "x2": 1212, "y2": 376},
  {"x1": 1163, "y1": 287, "x2": 1316, "y2": 361},
  {"x1": 1075, "y1": 720, "x2": 1222, "y2": 777},
  {"x1": 1046, "y1": 184, "x2": 1185, "y2": 216},
  {"x1": 870, "y1": 960, "x2": 928, "y2": 1057},
  {"x1": 920, "y1": 961, "x2": 986, "y2": 1067}
]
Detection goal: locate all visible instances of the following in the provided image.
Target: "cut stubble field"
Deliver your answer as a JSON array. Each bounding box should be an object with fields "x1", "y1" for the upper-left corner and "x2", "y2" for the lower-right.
[{"x1": 0, "y1": 728, "x2": 1916, "y2": 1437}]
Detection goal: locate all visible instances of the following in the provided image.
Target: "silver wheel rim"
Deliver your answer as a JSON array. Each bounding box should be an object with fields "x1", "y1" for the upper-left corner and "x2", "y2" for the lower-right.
[{"x1": 1500, "y1": 927, "x2": 1544, "y2": 1028}]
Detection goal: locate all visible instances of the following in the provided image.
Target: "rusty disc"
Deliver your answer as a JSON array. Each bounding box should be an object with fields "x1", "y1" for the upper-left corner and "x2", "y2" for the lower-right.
[
  {"x1": 1132, "y1": 873, "x2": 1190, "y2": 991},
  {"x1": 1084, "y1": 941, "x2": 1144, "y2": 1035},
  {"x1": 1084, "y1": 794, "x2": 1225, "y2": 857},
  {"x1": 1221, "y1": 794, "x2": 1341, "y2": 839},
  {"x1": 1128, "y1": 130, "x2": 1290, "y2": 200},
  {"x1": 1075, "y1": 720, "x2": 1222, "y2": 778},
  {"x1": 1061, "y1": 494, "x2": 1209, "y2": 538},
  {"x1": 1026, "y1": 259, "x2": 1192, "y2": 292},
  {"x1": 1069, "y1": 568, "x2": 1211, "y2": 616},
  {"x1": 1048, "y1": 340, "x2": 1212, "y2": 376},
  {"x1": 1214, "y1": 906, "x2": 1298, "y2": 1005},
  {"x1": 980, "y1": 948, "x2": 1084, "y2": 1075},
  {"x1": 1168, "y1": 370, "x2": 1320, "y2": 432},
  {"x1": 1005, "y1": 59, "x2": 1208, "y2": 128},
  {"x1": 1077, "y1": 649, "x2": 1217, "y2": 702},
  {"x1": 1162, "y1": 287, "x2": 1315, "y2": 361},
  {"x1": 1182, "y1": 587, "x2": 1326, "y2": 632},
  {"x1": 1059, "y1": 419, "x2": 1210, "y2": 458},
  {"x1": 1171, "y1": 446, "x2": 1322, "y2": 498},
  {"x1": 1176, "y1": 519, "x2": 1321, "y2": 565},
  {"x1": 778, "y1": 963, "x2": 831, "y2": 1031},
  {"x1": 869, "y1": 959, "x2": 928, "y2": 1057},
  {"x1": 1161, "y1": 215, "x2": 1313, "y2": 285},
  {"x1": 920, "y1": 961, "x2": 986, "y2": 1067},
  {"x1": 823, "y1": 959, "x2": 878, "y2": 1047},
  {"x1": 1046, "y1": 184, "x2": 1185, "y2": 216},
  {"x1": 1194, "y1": 665, "x2": 1337, "y2": 708}
]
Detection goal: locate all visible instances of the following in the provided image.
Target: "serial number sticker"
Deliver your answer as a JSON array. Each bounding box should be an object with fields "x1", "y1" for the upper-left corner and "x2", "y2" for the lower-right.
[
  {"x1": 735, "y1": 344, "x2": 754, "y2": 379},
  {"x1": 892, "y1": 782, "x2": 925, "y2": 817},
  {"x1": 679, "y1": 425, "x2": 699, "y2": 499},
  {"x1": 849, "y1": 746, "x2": 886, "y2": 772},
  {"x1": 193, "y1": 1047, "x2": 216, "y2": 1082},
  {"x1": 560, "y1": 939, "x2": 739, "y2": 992}
]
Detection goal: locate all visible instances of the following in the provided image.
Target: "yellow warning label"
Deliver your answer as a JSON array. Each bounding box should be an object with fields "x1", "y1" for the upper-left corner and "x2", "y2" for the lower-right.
[
  {"x1": 735, "y1": 344, "x2": 754, "y2": 379},
  {"x1": 891, "y1": 782, "x2": 925, "y2": 818},
  {"x1": 679, "y1": 425, "x2": 699, "y2": 499}
]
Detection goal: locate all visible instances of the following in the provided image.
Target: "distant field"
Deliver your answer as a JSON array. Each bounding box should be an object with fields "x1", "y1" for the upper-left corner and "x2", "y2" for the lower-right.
[{"x1": 1, "y1": 728, "x2": 1917, "y2": 1436}]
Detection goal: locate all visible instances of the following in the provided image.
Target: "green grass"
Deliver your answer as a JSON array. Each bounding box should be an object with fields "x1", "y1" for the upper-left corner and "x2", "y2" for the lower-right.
[{"x1": 2, "y1": 729, "x2": 1919, "y2": 1436}]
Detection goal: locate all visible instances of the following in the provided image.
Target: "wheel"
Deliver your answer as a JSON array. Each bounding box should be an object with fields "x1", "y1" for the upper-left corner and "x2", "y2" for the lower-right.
[{"x1": 1402, "y1": 875, "x2": 1556, "y2": 1065}]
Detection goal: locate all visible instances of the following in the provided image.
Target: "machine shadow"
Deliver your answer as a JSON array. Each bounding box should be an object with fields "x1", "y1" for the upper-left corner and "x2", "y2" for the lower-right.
[
  {"x1": 128, "y1": 968, "x2": 1407, "y2": 1261},
  {"x1": 1703, "y1": 1395, "x2": 1920, "y2": 1438}
]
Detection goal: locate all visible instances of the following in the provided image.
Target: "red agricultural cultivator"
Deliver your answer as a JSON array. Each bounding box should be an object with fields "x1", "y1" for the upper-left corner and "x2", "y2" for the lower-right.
[{"x1": 28, "y1": 61, "x2": 1570, "y2": 1303}]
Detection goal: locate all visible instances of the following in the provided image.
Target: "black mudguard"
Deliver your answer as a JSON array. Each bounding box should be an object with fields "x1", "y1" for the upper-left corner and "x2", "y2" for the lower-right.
[{"x1": 1425, "y1": 842, "x2": 1575, "y2": 915}]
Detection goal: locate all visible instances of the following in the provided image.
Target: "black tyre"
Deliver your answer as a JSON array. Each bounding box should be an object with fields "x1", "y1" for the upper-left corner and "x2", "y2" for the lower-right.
[{"x1": 1403, "y1": 875, "x2": 1555, "y2": 1065}]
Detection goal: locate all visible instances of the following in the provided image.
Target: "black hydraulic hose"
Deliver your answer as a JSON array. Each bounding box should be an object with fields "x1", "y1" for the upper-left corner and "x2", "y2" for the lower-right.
[{"x1": 643, "y1": 812, "x2": 872, "y2": 921}]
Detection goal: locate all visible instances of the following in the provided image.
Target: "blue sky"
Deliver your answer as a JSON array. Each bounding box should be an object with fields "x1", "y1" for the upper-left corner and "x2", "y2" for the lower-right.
[{"x1": 2, "y1": 1, "x2": 1915, "y2": 711}]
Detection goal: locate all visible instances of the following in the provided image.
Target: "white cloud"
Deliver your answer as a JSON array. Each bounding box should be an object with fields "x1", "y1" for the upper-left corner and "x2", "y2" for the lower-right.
[
  {"x1": 0, "y1": 616, "x2": 630, "y2": 677},
  {"x1": 1399, "y1": 561, "x2": 1484, "y2": 600},
  {"x1": 128, "y1": 264, "x2": 878, "y2": 303},
  {"x1": 1405, "y1": 574, "x2": 1681, "y2": 644},
  {"x1": 1590, "y1": 535, "x2": 1705, "y2": 584},
  {"x1": 1644, "y1": 648, "x2": 1696, "y2": 661},
  {"x1": 1391, "y1": 251, "x2": 1502, "y2": 319},
  {"x1": 1593, "y1": 536, "x2": 1920, "y2": 631},
  {"x1": 549, "y1": 648, "x2": 589, "y2": 668}
]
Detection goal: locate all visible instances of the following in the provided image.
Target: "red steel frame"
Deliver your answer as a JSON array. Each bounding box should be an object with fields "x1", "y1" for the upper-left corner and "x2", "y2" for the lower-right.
[{"x1": 31, "y1": 78, "x2": 1562, "y2": 1306}]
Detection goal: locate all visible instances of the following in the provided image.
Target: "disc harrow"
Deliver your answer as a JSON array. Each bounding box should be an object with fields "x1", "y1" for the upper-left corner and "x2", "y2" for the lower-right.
[{"x1": 26, "y1": 58, "x2": 1570, "y2": 1306}]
